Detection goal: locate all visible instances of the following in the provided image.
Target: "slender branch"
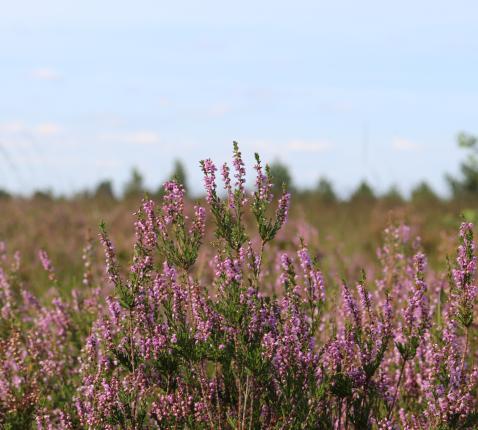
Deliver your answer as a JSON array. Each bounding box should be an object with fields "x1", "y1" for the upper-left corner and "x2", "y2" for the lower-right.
[
  {"x1": 242, "y1": 374, "x2": 250, "y2": 430},
  {"x1": 255, "y1": 240, "x2": 266, "y2": 279},
  {"x1": 461, "y1": 325, "x2": 470, "y2": 380},
  {"x1": 388, "y1": 358, "x2": 406, "y2": 420}
]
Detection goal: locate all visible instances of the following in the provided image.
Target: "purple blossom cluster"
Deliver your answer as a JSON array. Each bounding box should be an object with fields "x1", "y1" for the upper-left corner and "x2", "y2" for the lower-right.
[{"x1": 0, "y1": 144, "x2": 478, "y2": 429}]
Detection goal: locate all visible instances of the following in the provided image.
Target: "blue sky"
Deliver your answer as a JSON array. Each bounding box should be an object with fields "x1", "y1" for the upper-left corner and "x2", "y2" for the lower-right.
[{"x1": 0, "y1": 0, "x2": 477, "y2": 196}]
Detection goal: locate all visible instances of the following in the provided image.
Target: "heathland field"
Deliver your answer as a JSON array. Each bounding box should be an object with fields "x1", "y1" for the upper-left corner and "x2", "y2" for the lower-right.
[{"x1": 1, "y1": 145, "x2": 478, "y2": 429}]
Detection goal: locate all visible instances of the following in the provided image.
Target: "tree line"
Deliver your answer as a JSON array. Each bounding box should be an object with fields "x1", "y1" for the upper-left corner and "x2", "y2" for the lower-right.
[{"x1": 0, "y1": 132, "x2": 477, "y2": 203}]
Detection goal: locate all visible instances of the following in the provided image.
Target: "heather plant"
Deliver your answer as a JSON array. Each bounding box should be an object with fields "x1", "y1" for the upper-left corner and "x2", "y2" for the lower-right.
[
  {"x1": 1, "y1": 144, "x2": 478, "y2": 429},
  {"x1": 0, "y1": 245, "x2": 100, "y2": 429}
]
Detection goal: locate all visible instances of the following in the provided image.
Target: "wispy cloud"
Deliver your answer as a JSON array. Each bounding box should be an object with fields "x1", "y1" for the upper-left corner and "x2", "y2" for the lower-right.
[
  {"x1": 0, "y1": 121, "x2": 26, "y2": 134},
  {"x1": 0, "y1": 121, "x2": 62, "y2": 137},
  {"x1": 30, "y1": 67, "x2": 61, "y2": 81},
  {"x1": 245, "y1": 139, "x2": 333, "y2": 155},
  {"x1": 99, "y1": 131, "x2": 161, "y2": 145},
  {"x1": 392, "y1": 137, "x2": 420, "y2": 151},
  {"x1": 35, "y1": 123, "x2": 62, "y2": 136}
]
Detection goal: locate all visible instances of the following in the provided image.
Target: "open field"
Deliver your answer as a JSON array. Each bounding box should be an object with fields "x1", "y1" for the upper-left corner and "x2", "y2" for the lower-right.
[
  {"x1": 1, "y1": 146, "x2": 478, "y2": 429},
  {"x1": 0, "y1": 189, "x2": 474, "y2": 296}
]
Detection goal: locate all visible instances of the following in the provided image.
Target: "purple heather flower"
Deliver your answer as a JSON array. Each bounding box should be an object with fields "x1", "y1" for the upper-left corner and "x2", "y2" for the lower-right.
[
  {"x1": 99, "y1": 228, "x2": 121, "y2": 287},
  {"x1": 190, "y1": 205, "x2": 206, "y2": 238},
  {"x1": 297, "y1": 246, "x2": 326, "y2": 303},
  {"x1": 254, "y1": 156, "x2": 273, "y2": 203},
  {"x1": 451, "y1": 222, "x2": 477, "y2": 327},
  {"x1": 232, "y1": 143, "x2": 247, "y2": 205},
  {"x1": 162, "y1": 181, "x2": 185, "y2": 225},
  {"x1": 221, "y1": 162, "x2": 234, "y2": 207},
  {"x1": 275, "y1": 192, "x2": 291, "y2": 228},
  {"x1": 342, "y1": 282, "x2": 361, "y2": 329},
  {"x1": 200, "y1": 158, "x2": 217, "y2": 204},
  {"x1": 38, "y1": 249, "x2": 56, "y2": 282},
  {"x1": 134, "y1": 199, "x2": 158, "y2": 249}
]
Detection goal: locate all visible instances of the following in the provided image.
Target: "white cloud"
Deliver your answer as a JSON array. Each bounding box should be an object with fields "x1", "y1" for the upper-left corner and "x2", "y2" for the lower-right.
[
  {"x1": 243, "y1": 139, "x2": 333, "y2": 157},
  {"x1": 0, "y1": 121, "x2": 63, "y2": 138},
  {"x1": 99, "y1": 131, "x2": 161, "y2": 145},
  {"x1": 286, "y1": 140, "x2": 332, "y2": 153},
  {"x1": 392, "y1": 137, "x2": 420, "y2": 151},
  {"x1": 244, "y1": 140, "x2": 274, "y2": 152},
  {"x1": 30, "y1": 67, "x2": 61, "y2": 81},
  {"x1": 0, "y1": 121, "x2": 26, "y2": 134},
  {"x1": 35, "y1": 123, "x2": 62, "y2": 136}
]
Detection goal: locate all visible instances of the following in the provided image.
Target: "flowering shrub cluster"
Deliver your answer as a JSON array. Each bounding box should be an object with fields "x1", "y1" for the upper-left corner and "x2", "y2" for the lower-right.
[{"x1": 1, "y1": 144, "x2": 478, "y2": 429}]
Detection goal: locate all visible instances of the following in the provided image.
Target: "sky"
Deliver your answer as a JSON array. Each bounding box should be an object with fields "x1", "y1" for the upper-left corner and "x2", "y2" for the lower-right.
[{"x1": 0, "y1": 0, "x2": 477, "y2": 197}]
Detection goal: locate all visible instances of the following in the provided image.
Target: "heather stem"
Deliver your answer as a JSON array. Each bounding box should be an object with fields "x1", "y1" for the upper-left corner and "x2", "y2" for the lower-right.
[
  {"x1": 388, "y1": 357, "x2": 406, "y2": 420},
  {"x1": 242, "y1": 374, "x2": 250, "y2": 430},
  {"x1": 129, "y1": 307, "x2": 138, "y2": 429},
  {"x1": 461, "y1": 325, "x2": 470, "y2": 380},
  {"x1": 255, "y1": 240, "x2": 266, "y2": 279},
  {"x1": 337, "y1": 398, "x2": 342, "y2": 430}
]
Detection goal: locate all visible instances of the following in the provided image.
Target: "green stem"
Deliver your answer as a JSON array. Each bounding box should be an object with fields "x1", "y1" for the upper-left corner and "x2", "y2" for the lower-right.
[{"x1": 388, "y1": 358, "x2": 406, "y2": 421}]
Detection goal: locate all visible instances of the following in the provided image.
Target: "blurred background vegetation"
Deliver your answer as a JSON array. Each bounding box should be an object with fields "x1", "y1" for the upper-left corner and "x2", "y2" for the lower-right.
[{"x1": 1, "y1": 133, "x2": 478, "y2": 296}]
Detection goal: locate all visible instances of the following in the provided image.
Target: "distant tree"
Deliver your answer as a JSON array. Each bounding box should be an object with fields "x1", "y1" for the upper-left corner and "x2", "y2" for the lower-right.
[
  {"x1": 269, "y1": 160, "x2": 293, "y2": 193},
  {"x1": 349, "y1": 180, "x2": 375, "y2": 203},
  {"x1": 33, "y1": 190, "x2": 54, "y2": 201},
  {"x1": 0, "y1": 189, "x2": 11, "y2": 200},
  {"x1": 411, "y1": 181, "x2": 439, "y2": 204},
  {"x1": 446, "y1": 132, "x2": 478, "y2": 197},
  {"x1": 170, "y1": 160, "x2": 188, "y2": 193},
  {"x1": 124, "y1": 167, "x2": 144, "y2": 198},
  {"x1": 315, "y1": 177, "x2": 337, "y2": 203},
  {"x1": 382, "y1": 185, "x2": 404, "y2": 205},
  {"x1": 94, "y1": 180, "x2": 115, "y2": 200},
  {"x1": 155, "y1": 160, "x2": 189, "y2": 199}
]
